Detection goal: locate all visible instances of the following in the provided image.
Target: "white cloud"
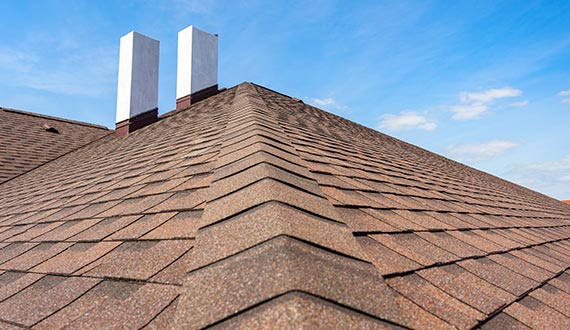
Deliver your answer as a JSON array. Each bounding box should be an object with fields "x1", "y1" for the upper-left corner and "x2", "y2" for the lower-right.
[
  {"x1": 310, "y1": 97, "x2": 336, "y2": 107},
  {"x1": 523, "y1": 155, "x2": 570, "y2": 171},
  {"x1": 450, "y1": 87, "x2": 523, "y2": 121},
  {"x1": 557, "y1": 90, "x2": 570, "y2": 104},
  {"x1": 0, "y1": 47, "x2": 37, "y2": 73},
  {"x1": 459, "y1": 87, "x2": 522, "y2": 104},
  {"x1": 378, "y1": 111, "x2": 437, "y2": 131},
  {"x1": 307, "y1": 97, "x2": 348, "y2": 111},
  {"x1": 509, "y1": 100, "x2": 529, "y2": 107},
  {"x1": 449, "y1": 104, "x2": 488, "y2": 120},
  {"x1": 507, "y1": 155, "x2": 570, "y2": 200},
  {"x1": 447, "y1": 140, "x2": 518, "y2": 162},
  {"x1": 0, "y1": 45, "x2": 116, "y2": 96}
]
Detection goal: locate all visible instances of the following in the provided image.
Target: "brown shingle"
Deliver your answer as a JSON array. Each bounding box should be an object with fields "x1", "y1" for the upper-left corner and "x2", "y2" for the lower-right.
[
  {"x1": 0, "y1": 275, "x2": 99, "y2": 327},
  {"x1": 370, "y1": 233, "x2": 458, "y2": 266},
  {"x1": 5, "y1": 222, "x2": 64, "y2": 242},
  {"x1": 0, "y1": 242, "x2": 38, "y2": 265},
  {"x1": 447, "y1": 230, "x2": 507, "y2": 253},
  {"x1": 81, "y1": 240, "x2": 193, "y2": 280},
  {"x1": 387, "y1": 274, "x2": 484, "y2": 329},
  {"x1": 34, "y1": 280, "x2": 178, "y2": 330},
  {"x1": 481, "y1": 312, "x2": 531, "y2": 330},
  {"x1": 201, "y1": 178, "x2": 340, "y2": 227},
  {"x1": 175, "y1": 236, "x2": 402, "y2": 329},
  {"x1": 108, "y1": 212, "x2": 177, "y2": 240},
  {"x1": 394, "y1": 294, "x2": 456, "y2": 330},
  {"x1": 416, "y1": 231, "x2": 486, "y2": 258},
  {"x1": 488, "y1": 252, "x2": 554, "y2": 282},
  {"x1": 418, "y1": 264, "x2": 515, "y2": 314},
  {"x1": 550, "y1": 272, "x2": 570, "y2": 294},
  {"x1": 458, "y1": 258, "x2": 538, "y2": 296},
  {"x1": 97, "y1": 193, "x2": 173, "y2": 217},
  {"x1": 335, "y1": 207, "x2": 399, "y2": 232},
  {"x1": 142, "y1": 211, "x2": 201, "y2": 239},
  {"x1": 505, "y1": 296, "x2": 570, "y2": 329},
  {"x1": 33, "y1": 219, "x2": 101, "y2": 242},
  {"x1": 68, "y1": 215, "x2": 141, "y2": 241},
  {"x1": 209, "y1": 291, "x2": 403, "y2": 330},
  {"x1": 31, "y1": 242, "x2": 120, "y2": 274},
  {"x1": 151, "y1": 249, "x2": 194, "y2": 285},
  {"x1": 0, "y1": 272, "x2": 43, "y2": 302},
  {"x1": 146, "y1": 189, "x2": 206, "y2": 213},
  {"x1": 1, "y1": 242, "x2": 72, "y2": 271},
  {"x1": 511, "y1": 248, "x2": 565, "y2": 273},
  {"x1": 529, "y1": 284, "x2": 570, "y2": 317},
  {"x1": 355, "y1": 236, "x2": 421, "y2": 275}
]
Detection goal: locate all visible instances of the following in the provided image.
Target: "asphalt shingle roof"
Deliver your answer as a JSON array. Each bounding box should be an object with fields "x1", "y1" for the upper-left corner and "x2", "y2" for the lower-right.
[
  {"x1": 1, "y1": 82, "x2": 570, "y2": 329},
  {"x1": 0, "y1": 107, "x2": 110, "y2": 184}
]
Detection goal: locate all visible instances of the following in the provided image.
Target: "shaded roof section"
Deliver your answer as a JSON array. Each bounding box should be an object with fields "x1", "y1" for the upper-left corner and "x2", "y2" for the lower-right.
[
  {"x1": 0, "y1": 83, "x2": 569, "y2": 329},
  {"x1": 0, "y1": 107, "x2": 110, "y2": 183}
]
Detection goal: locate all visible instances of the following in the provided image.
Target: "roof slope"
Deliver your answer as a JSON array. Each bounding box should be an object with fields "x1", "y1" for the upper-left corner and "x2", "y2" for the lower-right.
[
  {"x1": 0, "y1": 83, "x2": 570, "y2": 329},
  {"x1": 0, "y1": 107, "x2": 110, "y2": 183}
]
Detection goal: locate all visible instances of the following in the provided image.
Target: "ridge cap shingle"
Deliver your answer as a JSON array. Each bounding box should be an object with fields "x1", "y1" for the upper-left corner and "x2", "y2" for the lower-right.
[{"x1": 171, "y1": 82, "x2": 409, "y2": 328}]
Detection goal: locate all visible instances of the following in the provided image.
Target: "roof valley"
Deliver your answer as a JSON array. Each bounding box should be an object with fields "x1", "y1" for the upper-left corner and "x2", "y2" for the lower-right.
[{"x1": 172, "y1": 83, "x2": 408, "y2": 328}]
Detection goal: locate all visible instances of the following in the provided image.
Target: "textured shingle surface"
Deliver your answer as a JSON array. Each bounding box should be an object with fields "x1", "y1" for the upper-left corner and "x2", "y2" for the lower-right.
[
  {"x1": 0, "y1": 107, "x2": 110, "y2": 183},
  {"x1": 1, "y1": 83, "x2": 570, "y2": 329}
]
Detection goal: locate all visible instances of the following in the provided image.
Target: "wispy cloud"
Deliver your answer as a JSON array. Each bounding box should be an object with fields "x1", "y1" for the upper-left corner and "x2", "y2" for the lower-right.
[
  {"x1": 509, "y1": 100, "x2": 529, "y2": 107},
  {"x1": 522, "y1": 155, "x2": 570, "y2": 171},
  {"x1": 507, "y1": 155, "x2": 570, "y2": 199},
  {"x1": 459, "y1": 87, "x2": 522, "y2": 103},
  {"x1": 0, "y1": 47, "x2": 38, "y2": 73},
  {"x1": 307, "y1": 97, "x2": 348, "y2": 112},
  {"x1": 449, "y1": 104, "x2": 488, "y2": 120},
  {"x1": 378, "y1": 111, "x2": 437, "y2": 131},
  {"x1": 0, "y1": 45, "x2": 116, "y2": 96},
  {"x1": 560, "y1": 175, "x2": 570, "y2": 182},
  {"x1": 558, "y1": 90, "x2": 570, "y2": 104},
  {"x1": 450, "y1": 87, "x2": 523, "y2": 120},
  {"x1": 447, "y1": 140, "x2": 518, "y2": 162}
]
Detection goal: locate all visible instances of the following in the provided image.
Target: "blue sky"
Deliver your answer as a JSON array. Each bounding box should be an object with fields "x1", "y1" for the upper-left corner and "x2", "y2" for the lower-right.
[{"x1": 1, "y1": 0, "x2": 569, "y2": 199}]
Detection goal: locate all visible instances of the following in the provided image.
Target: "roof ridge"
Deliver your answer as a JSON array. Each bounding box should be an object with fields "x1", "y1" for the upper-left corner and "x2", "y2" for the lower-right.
[
  {"x1": 0, "y1": 107, "x2": 109, "y2": 130},
  {"x1": 171, "y1": 82, "x2": 409, "y2": 328},
  {"x1": 157, "y1": 84, "x2": 242, "y2": 120}
]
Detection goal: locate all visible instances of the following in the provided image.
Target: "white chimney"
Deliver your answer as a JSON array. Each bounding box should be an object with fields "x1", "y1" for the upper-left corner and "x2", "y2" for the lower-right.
[
  {"x1": 115, "y1": 31, "x2": 159, "y2": 137},
  {"x1": 176, "y1": 26, "x2": 218, "y2": 110}
]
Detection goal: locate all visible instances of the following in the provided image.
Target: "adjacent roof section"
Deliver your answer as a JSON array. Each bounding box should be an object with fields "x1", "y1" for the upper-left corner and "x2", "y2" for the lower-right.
[
  {"x1": 0, "y1": 83, "x2": 569, "y2": 329},
  {"x1": 0, "y1": 107, "x2": 110, "y2": 183}
]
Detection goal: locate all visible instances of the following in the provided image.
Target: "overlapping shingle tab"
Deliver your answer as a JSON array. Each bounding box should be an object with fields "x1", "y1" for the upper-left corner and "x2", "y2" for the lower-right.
[{"x1": 1, "y1": 82, "x2": 570, "y2": 329}]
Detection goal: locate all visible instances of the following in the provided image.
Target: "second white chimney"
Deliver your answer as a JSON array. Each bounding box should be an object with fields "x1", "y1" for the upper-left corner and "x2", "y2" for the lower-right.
[{"x1": 176, "y1": 26, "x2": 218, "y2": 110}]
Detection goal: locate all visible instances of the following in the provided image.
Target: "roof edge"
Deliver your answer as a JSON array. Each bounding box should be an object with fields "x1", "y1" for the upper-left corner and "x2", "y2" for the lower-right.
[{"x1": 1, "y1": 107, "x2": 110, "y2": 130}]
